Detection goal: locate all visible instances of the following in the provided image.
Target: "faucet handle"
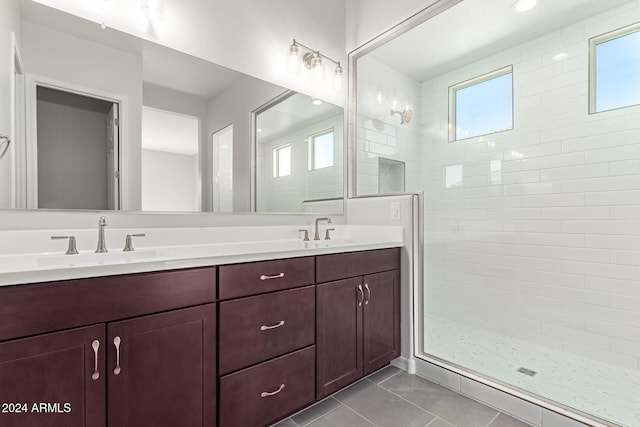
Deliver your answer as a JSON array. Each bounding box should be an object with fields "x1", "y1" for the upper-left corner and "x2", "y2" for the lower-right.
[
  {"x1": 51, "y1": 235, "x2": 79, "y2": 255},
  {"x1": 123, "y1": 234, "x2": 146, "y2": 252},
  {"x1": 324, "y1": 228, "x2": 335, "y2": 241},
  {"x1": 298, "y1": 229, "x2": 310, "y2": 242}
]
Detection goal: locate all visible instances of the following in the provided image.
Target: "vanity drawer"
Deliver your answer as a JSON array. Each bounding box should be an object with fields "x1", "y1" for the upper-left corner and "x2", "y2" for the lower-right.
[
  {"x1": 316, "y1": 247, "x2": 400, "y2": 283},
  {"x1": 219, "y1": 346, "x2": 315, "y2": 427},
  {"x1": 218, "y1": 256, "x2": 314, "y2": 299},
  {"x1": 219, "y1": 286, "x2": 315, "y2": 375}
]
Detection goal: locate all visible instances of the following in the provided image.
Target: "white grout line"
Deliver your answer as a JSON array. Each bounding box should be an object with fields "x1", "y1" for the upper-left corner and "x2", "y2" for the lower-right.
[{"x1": 485, "y1": 412, "x2": 501, "y2": 427}]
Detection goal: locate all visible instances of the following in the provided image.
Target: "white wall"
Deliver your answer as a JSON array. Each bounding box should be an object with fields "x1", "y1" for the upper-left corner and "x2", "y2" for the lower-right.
[
  {"x1": 22, "y1": 21, "x2": 143, "y2": 210},
  {"x1": 0, "y1": 0, "x2": 21, "y2": 209},
  {"x1": 206, "y1": 75, "x2": 286, "y2": 212},
  {"x1": 141, "y1": 149, "x2": 199, "y2": 212},
  {"x1": 143, "y1": 83, "x2": 208, "y2": 208},
  {"x1": 257, "y1": 115, "x2": 344, "y2": 212},
  {"x1": 34, "y1": 0, "x2": 347, "y2": 106},
  {"x1": 418, "y1": 3, "x2": 640, "y2": 370}
]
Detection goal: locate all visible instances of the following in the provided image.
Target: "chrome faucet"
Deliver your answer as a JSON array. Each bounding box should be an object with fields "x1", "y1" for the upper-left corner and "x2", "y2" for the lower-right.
[
  {"x1": 95, "y1": 216, "x2": 108, "y2": 253},
  {"x1": 314, "y1": 217, "x2": 332, "y2": 240}
]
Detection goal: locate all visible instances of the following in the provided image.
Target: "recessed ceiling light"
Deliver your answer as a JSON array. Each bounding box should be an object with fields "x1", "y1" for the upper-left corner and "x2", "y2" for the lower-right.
[
  {"x1": 513, "y1": 0, "x2": 537, "y2": 12},
  {"x1": 311, "y1": 99, "x2": 324, "y2": 106}
]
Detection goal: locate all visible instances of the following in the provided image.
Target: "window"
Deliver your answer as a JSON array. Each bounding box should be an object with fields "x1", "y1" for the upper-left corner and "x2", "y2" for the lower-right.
[
  {"x1": 308, "y1": 130, "x2": 334, "y2": 170},
  {"x1": 449, "y1": 66, "x2": 513, "y2": 141},
  {"x1": 590, "y1": 23, "x2": 640, "y2": 113},
  {"x1": 273, "y1": 144, "x2": 291, "y2": 178}
]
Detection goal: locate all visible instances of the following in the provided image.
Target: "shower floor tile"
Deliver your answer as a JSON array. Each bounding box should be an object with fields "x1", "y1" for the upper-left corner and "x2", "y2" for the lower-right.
[{"x1": 423, "y1": 317, "x2": 640, "y2": 427}]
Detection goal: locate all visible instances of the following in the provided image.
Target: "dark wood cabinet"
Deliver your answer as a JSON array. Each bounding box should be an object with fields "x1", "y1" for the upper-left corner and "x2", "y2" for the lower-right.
[
  {"x1": 108, "y1": 304, "x2": 216, "y2": 427},
  {"x1": 217, "y1": 258, "x2": 317, "y2": 426},
  {"x1": 316, "y1": 248, "x2": 400, "y2": 399},
  {"x1": 363, "y1": 270, "x2": 401, "y2": 375},
  {"x1": 0, "y1": 324, "x2": 106, "y2": 427},
  {"x1": 0, "y1": 247, "x2": 401, "y2": 427},
  {"x1": 0, "y1": 267, "x2": 217, "y2": 427},
  {"x1": 316, "y1": 277, "x2": 363, "y2": 398}
]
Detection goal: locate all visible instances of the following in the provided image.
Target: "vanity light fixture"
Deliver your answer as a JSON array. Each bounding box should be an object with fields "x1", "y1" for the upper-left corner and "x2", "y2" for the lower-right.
[
  {"x1": 140, "y1": 0, "x2": 166, "y2": 21},
  {"x1": 286, "y1": 39, "x2": 344, "y2": 91},
  {"x1": 513, "y1": 0, "x2": 536, "y2": 12}
]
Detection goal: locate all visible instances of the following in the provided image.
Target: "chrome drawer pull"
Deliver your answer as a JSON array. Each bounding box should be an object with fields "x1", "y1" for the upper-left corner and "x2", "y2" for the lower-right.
[
  {"x1": 91, "y1": 340, "x2": 100, "y2": 380},
  {"x1": 364, "y1": 283, "x2": 371, "y2": 305},
  {"x1": 260, "y1": 273, "x2": 285, "y2": 280},
  {"x1": 357, "y1": 285, "x2": 364, "y2": 306},
  {"x1": 260, "y1": 320, "x2": 285, "y2": 331},
  {"x1": 260, "y1": 383, "x2": 285, "y2": 398},
  {"x1": 113, "y1": 336, "x2": 121, "y2": 375}
]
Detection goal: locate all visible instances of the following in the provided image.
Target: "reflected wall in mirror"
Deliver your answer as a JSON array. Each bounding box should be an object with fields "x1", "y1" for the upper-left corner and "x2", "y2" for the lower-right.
[
  {"x1": 254, "y1": 92, "x2": 343, "y2": 213},
  {"x1": 3, "y1": 0, "x2": 344, "y2": 214}
]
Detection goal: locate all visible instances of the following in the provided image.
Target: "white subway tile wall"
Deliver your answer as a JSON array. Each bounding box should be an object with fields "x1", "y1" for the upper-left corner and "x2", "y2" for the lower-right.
[{"x1": 257, "y1": 115, "x2": 343, "y2": 212}]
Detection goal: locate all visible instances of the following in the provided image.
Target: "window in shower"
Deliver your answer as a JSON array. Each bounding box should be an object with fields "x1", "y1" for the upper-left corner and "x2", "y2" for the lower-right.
[
  {"x1": 272, "y1": 144, "x2": 291, "y2": 178},
  {"x1": 448, "y1": 66, "x2": 513, "y2": 141},
  {"x1": 308, "y1": 129, "x2": 334, "y2": 170},
  {"x1": 590, "y1": 22, "x2": 640, "y2": 113}
]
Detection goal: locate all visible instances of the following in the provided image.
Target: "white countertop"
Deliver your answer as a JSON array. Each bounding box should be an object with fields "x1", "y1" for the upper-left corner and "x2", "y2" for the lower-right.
[{"x1": 0, "y1": 225, "x2": 403, "y2": 286}]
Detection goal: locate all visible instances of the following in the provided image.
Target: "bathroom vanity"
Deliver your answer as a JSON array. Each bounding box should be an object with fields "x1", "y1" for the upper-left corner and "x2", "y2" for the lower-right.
[{"x1": 0, "y1": 235, "x2": 401, "y2": 427}]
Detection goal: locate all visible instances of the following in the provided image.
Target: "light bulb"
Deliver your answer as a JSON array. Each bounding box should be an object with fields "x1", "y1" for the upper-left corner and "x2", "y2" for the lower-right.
[
  {"x1": 310, "y1": 54, "x2": 325, "y2": 84},
  {"x1": 286, "y1": 42, "x2": 301, "y2": 73}
]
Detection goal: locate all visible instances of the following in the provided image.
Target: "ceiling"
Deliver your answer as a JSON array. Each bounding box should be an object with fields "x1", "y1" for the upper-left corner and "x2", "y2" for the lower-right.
[
  {"x1": 21, "y1": 0, "x2": 242, "y2": 99},
  {"x1": 370, "y1": 0, "x2": 634, "y2": 82},
  {"x1": 256, "y1": 93, "x2": 343, "y2": 142}
]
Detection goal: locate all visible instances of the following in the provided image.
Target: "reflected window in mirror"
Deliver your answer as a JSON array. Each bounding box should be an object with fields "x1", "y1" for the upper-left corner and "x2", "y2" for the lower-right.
[
  {"x1": 308, "y1": 129, "x2": 334, "y2": 170},
  {"x1": 254, "y1": 91, "x2": 344, "y2": 213}
]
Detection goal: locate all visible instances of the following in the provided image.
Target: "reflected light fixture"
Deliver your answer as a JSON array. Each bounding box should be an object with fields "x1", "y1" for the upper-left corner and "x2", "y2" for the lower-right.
[
  {"x1": 286, "y1": 39, "x2": 344, "y2": 91},
  {"x1": 141, "y1": 0, "x2": 166, "y2": 21},
  {"x1": 513, "y1": 0, "x2": 536, "y2": 12}
]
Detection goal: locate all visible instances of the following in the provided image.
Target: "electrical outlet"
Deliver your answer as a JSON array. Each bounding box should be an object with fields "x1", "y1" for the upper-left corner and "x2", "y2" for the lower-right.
[{"x1": 390, "y1": 202, "x2": 401, "y2": 221}]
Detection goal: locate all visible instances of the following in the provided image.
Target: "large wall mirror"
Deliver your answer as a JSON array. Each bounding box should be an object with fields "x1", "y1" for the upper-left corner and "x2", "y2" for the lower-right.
[
  {"x1": 254, "y1": 91, "x2": 343, "y2": 213},
  {"x1": 3, "y1": 0, "x2": 344, "y2": 214}
]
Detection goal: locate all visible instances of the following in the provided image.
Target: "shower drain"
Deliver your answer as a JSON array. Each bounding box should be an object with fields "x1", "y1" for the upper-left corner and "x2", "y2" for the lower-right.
[{"x1": 517, "y1": 367, "x2": 537, "y2": 377}]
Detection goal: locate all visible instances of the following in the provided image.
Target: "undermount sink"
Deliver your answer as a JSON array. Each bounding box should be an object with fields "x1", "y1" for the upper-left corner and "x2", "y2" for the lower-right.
[{"x1": 37, "y1": 250, "x2": 159, "y2": 267}]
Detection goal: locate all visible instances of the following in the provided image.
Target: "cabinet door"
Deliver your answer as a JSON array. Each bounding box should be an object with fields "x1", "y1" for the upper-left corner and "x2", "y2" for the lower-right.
[
  {"x1": 107, "y1": 304, "x2": 216, "y2": 427},
  {"x1": 0, "y1": 324, "x2": 105, "y2": 427},
  {"x1": 363, "y1": 270, "x2": 400, "y2": 375},
  {"x1": 316, "y1": 277, "x2": 363, "y2": 399}
]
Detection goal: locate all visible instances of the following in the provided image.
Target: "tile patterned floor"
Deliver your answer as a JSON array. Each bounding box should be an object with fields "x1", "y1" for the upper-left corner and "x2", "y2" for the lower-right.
[{"x1": 272, "y1": 366, "x2": 533, "y2": 427}]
